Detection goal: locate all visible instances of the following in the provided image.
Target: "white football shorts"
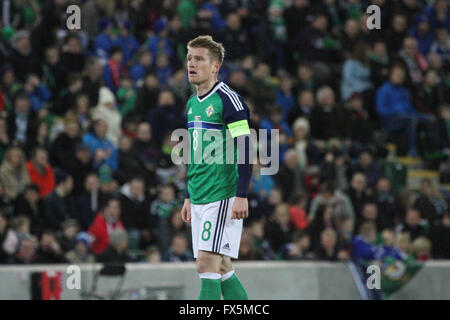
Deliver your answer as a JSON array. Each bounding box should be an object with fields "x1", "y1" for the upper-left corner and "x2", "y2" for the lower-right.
[{"x1": 191, "y1": 197, "x2": 242, "y2": 259}]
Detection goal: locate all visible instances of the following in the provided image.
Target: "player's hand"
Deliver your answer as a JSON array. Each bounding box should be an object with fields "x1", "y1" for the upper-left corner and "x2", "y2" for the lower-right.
[
  {"x1": 181, "y1": 198, "x2": 191, "y2": 223},
  {"x1": 231, "y1": 197, "x2": 248, "y2": 220}
]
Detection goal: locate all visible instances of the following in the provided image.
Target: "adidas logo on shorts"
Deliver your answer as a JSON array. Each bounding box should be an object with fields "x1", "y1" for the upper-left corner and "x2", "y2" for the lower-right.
[{"x1": 223, "y1": 243, "x2": 230, "y2": 250}]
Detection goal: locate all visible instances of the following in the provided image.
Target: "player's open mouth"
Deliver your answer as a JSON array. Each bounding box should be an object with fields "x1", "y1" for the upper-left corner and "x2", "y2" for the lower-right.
[{"x1": 189, "y1": 71, "x2": 197, "y2": 75}]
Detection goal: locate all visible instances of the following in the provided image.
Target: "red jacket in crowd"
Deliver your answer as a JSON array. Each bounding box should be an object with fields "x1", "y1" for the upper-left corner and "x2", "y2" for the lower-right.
[
  {"x1": 26, "y1": 161, "x2": 55, "y2": 198},
  {"x1": 88, "y1": 213, "x2": 124, "y2": 255}
]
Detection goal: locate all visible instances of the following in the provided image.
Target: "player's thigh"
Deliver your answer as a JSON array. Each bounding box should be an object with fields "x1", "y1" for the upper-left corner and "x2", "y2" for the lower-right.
[{"x1": 196, "y1": 250, "x2": 222, "y2": 273}]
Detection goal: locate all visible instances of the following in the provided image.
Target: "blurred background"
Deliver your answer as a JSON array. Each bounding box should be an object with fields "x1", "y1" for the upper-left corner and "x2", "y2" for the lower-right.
[{"x1": 0, "y1": 0, "x2": 449, "y2": 299}]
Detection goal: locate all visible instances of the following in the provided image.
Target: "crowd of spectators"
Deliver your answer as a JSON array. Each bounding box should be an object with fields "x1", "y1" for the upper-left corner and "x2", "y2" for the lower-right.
[{"x1": 0, "y1": 0, "x2": 449, "y2": 265}]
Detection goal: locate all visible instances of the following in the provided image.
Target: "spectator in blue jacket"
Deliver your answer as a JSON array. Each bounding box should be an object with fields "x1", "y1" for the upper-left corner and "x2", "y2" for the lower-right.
[
  {"x1": 430, "y1": 28, "x2": 450, "y2": 63},
  {"x1": 145, "y1": 19, "x2": 174, "y2": 60},
  {"x1": 341, "y1": 43, "x2": 373, "y2": 102},
  {"x1": 409, "y1": 14, "x2": 434, "y2": 56},
  {"x1": 276, "y1": 76, "x2": 296, "y2": 123},
  {"x1": 376, "y1": 64, "x2": 432, "y2": 156},
  {"x1": 23, "y1": 74, "x2": 51, "y2": 112},
  {"x1": 113, "y1": 20, "x2": 140, "y2": 66},
  {"x1": 424, "y1": 0, "x2": 449, "y2": 31},
  {"x1": 375, "y1": 229, "x2": 407, "y2": 261},
  {"x1": 201, "y1": 0, "x2": 226, "y2": 32},
  {"x1": 352, "y1": 221, "x2": 378, "y2": 262},
  {"x1": 82, "y1": 119, "x2": 118, "y2": 171},
  {"x1": 130, "y1": 50, "x2": 154, "y2": 87},
  {"x1": 93, "y1": 18, "x2": 115, "y2": 64},
  {"x1": 155, "y1": 52, "x2": 173, "y2": 87}
]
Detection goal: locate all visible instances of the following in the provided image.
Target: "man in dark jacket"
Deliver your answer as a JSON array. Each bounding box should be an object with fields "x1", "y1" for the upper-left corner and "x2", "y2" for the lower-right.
[
  {"x1": 7, "y1": 93, "x2": 38, "y2": 146},
  {"x1": 49, "y1": 118, "x2": 82, "y2": 171},
  {"x1": 43, "y1": 169, "x2": 76, "y2": 230},
  {"x1": 34, "y1": 231, "x2": 67, "y2": 264},
  {"x1": 119, "y1": 177, "x2": 151, "y2": 249},
  {"x1": 14, "y1": 184, "x2": 43, "y2": 235},
  {"x1": 8, "y1": 31, "x2": 41, "y2": 82},
  {"x1": 65, "y1": 143, "x2": 94, "y2": 196},
  {"x1": 431, "y1": 211, "x2": 450, "y2": 259}
]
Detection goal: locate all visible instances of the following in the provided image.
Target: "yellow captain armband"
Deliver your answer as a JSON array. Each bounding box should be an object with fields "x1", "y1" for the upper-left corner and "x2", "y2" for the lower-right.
[{"x1": 227, "y1": 120, "x2": 250, "y2": 138}]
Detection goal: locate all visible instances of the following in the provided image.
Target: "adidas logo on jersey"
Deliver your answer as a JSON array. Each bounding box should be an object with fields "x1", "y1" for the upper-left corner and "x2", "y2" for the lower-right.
[
  {"x1": 188, "y1": 108, "x2": 193, "y2": 114},
  {"x1": 223, "y1": 243, "x2": 230, "y2": 250}
]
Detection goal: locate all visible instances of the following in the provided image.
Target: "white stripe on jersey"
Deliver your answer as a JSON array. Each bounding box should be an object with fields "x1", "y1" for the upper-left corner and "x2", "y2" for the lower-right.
[
  {"x1": 220, "y1": 85, "x2": 243, "y2": 111},
  {"x1": 222, "y1": 84, "x2": 243, "y2": 111}
]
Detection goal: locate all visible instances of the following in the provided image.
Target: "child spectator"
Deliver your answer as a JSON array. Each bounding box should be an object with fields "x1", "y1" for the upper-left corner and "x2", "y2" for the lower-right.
[
  {"x1": 352, "y1": 222, "x2": 378, "y2": 262},
  {"x1": 376, "y1": 229, "x2": 407, "y2": 261},
  {"x1": 162, "y1": 233, "x2": 193, "y2": 262},
  {"x1": 65, "y1": 232, "x2": 95, "y2": 264},
  {"x1": 282, "y1": 230, "x2": 315, "y2": 260},
  {"x1": 395, "y1": 232, "x2": 411, "y2": 256},
  {"x1": 288, "y1": 192, "x2": 309, "y2": 230},
  {"x1": 58, "y1": 219, "x2": 80, "y2": 253},
  {"x1": 145, "y1": 246, "x2": 162, "y2": 263},
  {"x1": 411, "y1": 236, "x2": 432, "y2": 261},
  {"x1": 117, "y1": 76, "x2": 137, "y2": 117}
]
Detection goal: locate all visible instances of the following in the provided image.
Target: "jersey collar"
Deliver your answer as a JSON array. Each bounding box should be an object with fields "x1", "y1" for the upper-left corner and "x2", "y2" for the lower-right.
[{"x1": 197, "y1": 81, "x2": 223, "y2": 103}]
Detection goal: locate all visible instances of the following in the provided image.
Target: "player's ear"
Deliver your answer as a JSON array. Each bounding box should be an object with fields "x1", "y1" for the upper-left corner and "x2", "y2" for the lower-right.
[{"x1": 213, "y1": 61, "x2": 220, "y2": 74}]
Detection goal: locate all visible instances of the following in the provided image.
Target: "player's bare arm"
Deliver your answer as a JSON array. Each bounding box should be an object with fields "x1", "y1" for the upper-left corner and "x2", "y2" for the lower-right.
[{"x1": 181, "y1": 198, "x2": 191, "y2": 223}]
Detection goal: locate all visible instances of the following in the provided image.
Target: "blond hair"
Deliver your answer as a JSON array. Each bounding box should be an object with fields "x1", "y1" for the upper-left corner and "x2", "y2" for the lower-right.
[
  {"x1": 187, "y1": 35, "x2": 225, "y2": 64},
  {"x1": 412, "y1": 236, "x2": 432, "y2": 256}
]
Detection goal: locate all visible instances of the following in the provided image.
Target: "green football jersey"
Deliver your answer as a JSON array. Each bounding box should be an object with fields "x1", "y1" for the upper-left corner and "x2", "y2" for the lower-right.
[{"x1": 186, "y1": 81, "x2": 250, "y2": 204}]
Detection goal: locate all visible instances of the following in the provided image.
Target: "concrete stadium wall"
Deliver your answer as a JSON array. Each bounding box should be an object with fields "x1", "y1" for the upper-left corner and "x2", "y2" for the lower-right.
[{"x1": 0, "y1": 261, "x2": 448, "y2": 300}]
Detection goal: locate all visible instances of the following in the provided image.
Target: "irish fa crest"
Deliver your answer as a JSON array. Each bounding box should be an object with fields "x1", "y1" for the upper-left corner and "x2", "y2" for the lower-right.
[{"x1": 206, "y1": 104, "x2": 215, "y2": 117}]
